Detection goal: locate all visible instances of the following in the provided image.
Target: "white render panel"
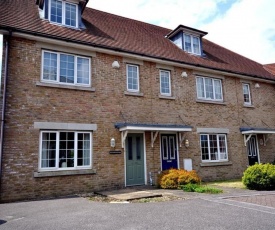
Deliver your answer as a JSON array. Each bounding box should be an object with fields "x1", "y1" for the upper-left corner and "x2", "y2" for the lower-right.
[
  {"x1": 34, "y1": 122, "x2": 97, "y2": 131},
  {"x1": 197, "y1": 128, "x2": 229, "y2": 134}
]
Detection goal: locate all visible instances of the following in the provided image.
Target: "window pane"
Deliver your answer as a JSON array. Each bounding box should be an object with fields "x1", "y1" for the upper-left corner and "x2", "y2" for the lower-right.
[
  {"x1": 209, "y1": 134, "x2": 218, "y2": 160},
  {"x1": 219, "y1": 135, "x2": 227, "y2": 160},
  {"x1": 243, "y1": 84, "x2": 251, "y2": 104},
  {"x1": 196, "y1": 77, "x2": 205, "y2": 98},
  {"x1": 193, "y1": 37, "x2": 200, "y2": 54},
  {"x1": 41, "y1": 132, "x2": 56, "y2": 168},
  {"x1": 50, "y1": 0, "x2": 62, "y2": 23},
  {"x1": 169, "y1": 136, "x2": 175, "y2": 159},
  {"x1": 184, "y1": 34, "x2": 192, "y2": 52},
  {"x1": 136, "y1": 137, "x2": 141, "y2": 160},
  {"x1": 160, "y1": 71, "x2": 171, "y2": 95},
  {"x1": 214, "y1": 80, "x2": 222, "y2": 100},
  {"x1": 77, "y1": 133, "x2": 90, "y2": 166},
  {"x1": 43, "y1": 52, "x2": 57, "y2": 81},
  {"x1": 128, "y1": 137, "x2": 133, "y2": 160},
  {"x1": 65, "y1": 3, "x2": 76, "y2": 27},
  {"x1": 200, "y1": 135, "x2": 209, "y2": 160},
  {"x1": 162, "y1": 136, "x2": 168, "y2": 159},
  {"x1": 127, "y1": 65, "x2": 138, "y2": 91},
  {"x1": 59, "y1": 132, "x2": 75, "y2": 168},
  {"x1": 77, "y1": 57, "x2": 90, "y2": 85},
  {"x1": 173, "y1": 33, "x2": 182, "y2": 49},
  {"x1": 60, "y1": 54, "x2": 75, "y2": 84},
  {"x1": 205, "y1": 78, "x2": 214, "y2": 99}
]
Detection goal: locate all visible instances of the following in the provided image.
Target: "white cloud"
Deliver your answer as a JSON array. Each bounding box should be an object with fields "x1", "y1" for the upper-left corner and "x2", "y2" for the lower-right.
[{"x1": 88, "y1": 0, "x2": 275, "y2": 64}]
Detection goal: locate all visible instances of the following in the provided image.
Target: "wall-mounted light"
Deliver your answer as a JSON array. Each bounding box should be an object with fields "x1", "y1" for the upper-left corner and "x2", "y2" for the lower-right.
[
  {"x1": 112, "y1": 61, "x2": 120, "y2": 69},
  {"x1": 255, "y1": 83, "x2": 260, "y2": 88},
  {"x1": 110, "y1": 138, "x2": 115, "y2": 148},
  {"x1": 185, "y1": 139, "x2": 189, "y2": 148},
  {"x1": 181, "y1": 71, "x2": 188, "y2": 77}
]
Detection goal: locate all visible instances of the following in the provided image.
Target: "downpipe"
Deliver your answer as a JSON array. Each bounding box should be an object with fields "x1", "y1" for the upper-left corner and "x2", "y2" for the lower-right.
[{"x1": 0, "y1": 31, "x2": 11, "y2": 193}]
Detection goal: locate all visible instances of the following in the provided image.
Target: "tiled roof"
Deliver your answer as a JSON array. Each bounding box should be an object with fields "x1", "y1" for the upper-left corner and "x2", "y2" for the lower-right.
[
  {"x1": 264, "y1": 64, "x2": 275, "y2": 75},
  {"x1": 0, "y1": 0, "x2": 274, "y2": 80}
]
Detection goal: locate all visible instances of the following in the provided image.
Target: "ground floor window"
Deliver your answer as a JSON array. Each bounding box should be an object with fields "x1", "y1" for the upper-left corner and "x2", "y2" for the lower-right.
[
  {"x1": 200, "y1": 134, "x2": 228, "y2": 162},
  {"x1": 40, "y1": 131, "x2": 92, "y2": 170}
]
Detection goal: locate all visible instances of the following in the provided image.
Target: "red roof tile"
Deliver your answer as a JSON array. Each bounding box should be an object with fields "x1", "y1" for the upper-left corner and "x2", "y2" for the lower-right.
[
  {"x1": 264, "y1": 64, "x2": 275, "y2": 75},
  {"x1": 0, "y1": 0, "x2": 274, "y2": 80}
]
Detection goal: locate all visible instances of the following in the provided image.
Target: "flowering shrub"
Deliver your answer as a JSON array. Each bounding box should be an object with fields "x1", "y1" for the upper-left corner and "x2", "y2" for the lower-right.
[{"x1": 157, "y1": 169, "x2": 201, "y2": 189}]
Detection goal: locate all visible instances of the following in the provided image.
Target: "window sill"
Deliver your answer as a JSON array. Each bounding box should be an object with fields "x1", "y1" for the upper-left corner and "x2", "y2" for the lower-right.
[
  {"x1": 196, "y1": 99, "x2": 226, "y2": 105},
  {"x1": 159, "y1": 94, "x2": 176, "y2": 100},
  {"x1": 124, "y1": 91, "x2": 144, "y2": 97},
  {"x1": 243, "y1": 104, "x2": 254, "y2": 108},
  {"x1": 36, "y1": 82, "x2": 95, "y2": 92},
  {"x1": 200, "y1": 161, "x2": 232, "y2": 167},
  {"x1": 33, "y1": 169, "x2": 96, "y2": 178}
]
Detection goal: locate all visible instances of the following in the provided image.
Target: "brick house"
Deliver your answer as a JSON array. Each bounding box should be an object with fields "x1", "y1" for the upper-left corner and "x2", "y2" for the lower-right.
[{"x1": 0, "y1": 0, "x2": 275, "y2": 202}]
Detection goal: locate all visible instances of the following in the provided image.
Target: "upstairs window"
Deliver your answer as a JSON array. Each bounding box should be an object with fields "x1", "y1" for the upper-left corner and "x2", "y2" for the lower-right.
[
  {"x1": 160, "y1": 70, "x2": 171, "y2": 96},
  {"x1": 127, "y1": 64, "x2": 139, "y2": 92},
  {"x1": 242, "y1": 83, "x2": 252, "y2": 105},
  {"x1": 42, "y1": 50, "x2": 91, "y2": 86},
  {"x1": 183, "y1": 34, "x2": 201, "y2": 55},
  {"x1": 196, "y1": 76, "x2": 223, "y2": 101},
  {"x1": 50, "y1": 0, "x2": 78, "y2": 27}
]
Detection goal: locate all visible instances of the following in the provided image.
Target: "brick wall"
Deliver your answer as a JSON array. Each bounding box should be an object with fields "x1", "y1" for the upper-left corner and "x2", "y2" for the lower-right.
[{"x1": 1, "y1": 36, "x2": 275, "y2": 202}]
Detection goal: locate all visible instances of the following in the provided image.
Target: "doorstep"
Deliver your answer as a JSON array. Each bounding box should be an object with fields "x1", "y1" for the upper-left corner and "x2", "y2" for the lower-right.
[{"x1": 96, "y1": 187, "x2": 162, "y2": 201}]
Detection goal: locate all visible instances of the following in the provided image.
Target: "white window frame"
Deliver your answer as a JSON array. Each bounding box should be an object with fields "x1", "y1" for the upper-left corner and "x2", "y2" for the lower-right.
[
  {"x1": 200, "y1": 134, "x2": 228, "y2": 162},
  {"x1": 41, "y1": 50, "x2": 91, "y2": 87},
  {"x1": 160, "y1": 70, "x2": 171, "y2": 96},
  {"x1": 126, "y1": 64, "x2": 139, "y2": 92},
  {"x1": 183, "y1": 33, "x2": 201, "y2": 55},
  {"x1": 39, "y1": 131, "x2": 92, "y2": 171},
  {"x1": 196, "y1": 76, "x2": 223, "y2": 101},
  {"x1": 242, "y1": 83, "x2": 252, "y2": 105},
  {"x1": 49, "y1": 0, "x2": 78, "y2": 28}
]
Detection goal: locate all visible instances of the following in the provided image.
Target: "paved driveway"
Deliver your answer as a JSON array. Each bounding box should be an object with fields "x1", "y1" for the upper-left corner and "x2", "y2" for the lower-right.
[{"x1": 0, "y1": 193, "x2": 275, "y2": 230}]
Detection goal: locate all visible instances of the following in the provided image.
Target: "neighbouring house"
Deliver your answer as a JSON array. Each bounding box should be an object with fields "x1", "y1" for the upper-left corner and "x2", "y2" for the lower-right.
[{"x1": 0, "y1": 0, "x2": 275, "y2": 202}]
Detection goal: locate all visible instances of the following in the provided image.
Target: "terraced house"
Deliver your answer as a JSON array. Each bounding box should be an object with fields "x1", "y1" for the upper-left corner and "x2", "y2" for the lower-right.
[{"x1": 0, "y1": 0, "x2": 275, "y2": 202}]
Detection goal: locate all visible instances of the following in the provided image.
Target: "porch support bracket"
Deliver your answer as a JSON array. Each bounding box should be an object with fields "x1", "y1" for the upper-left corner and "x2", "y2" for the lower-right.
[
  {"x1": 121, "y1": 130, "x2": 128, "y2": 148},
  {"x1": 244, "y1": 134, "x2": 252, "y2": 146},
  {"x1": 151, "y1": 131, "x2": 159, "y2": 147},
  {"x1": 179, "y1": 132, "x2": 186, "y2": 148}
]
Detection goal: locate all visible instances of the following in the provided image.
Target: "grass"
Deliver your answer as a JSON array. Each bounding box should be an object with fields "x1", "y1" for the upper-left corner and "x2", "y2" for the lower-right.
[
  {"x1": 203, "y1": 179, "x2": 245, "y2": 189},
  {"x1": 180, "y1": 183, "x2": 223, "y2": 194}
]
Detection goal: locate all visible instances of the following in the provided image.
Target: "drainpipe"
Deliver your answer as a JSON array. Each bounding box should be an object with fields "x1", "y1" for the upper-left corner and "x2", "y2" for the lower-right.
[{"x1": 0, "y1": 31, "x2": 11, "y2": 189}]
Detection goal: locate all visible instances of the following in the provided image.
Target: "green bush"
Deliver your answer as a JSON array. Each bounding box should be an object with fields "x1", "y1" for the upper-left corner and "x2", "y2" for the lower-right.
[
  {"x1": 157, "y1": 169, "x2": 201, "y2": 189},
  {"x1": 242, "y1": 163, "x2": 275, "y2": 190}
]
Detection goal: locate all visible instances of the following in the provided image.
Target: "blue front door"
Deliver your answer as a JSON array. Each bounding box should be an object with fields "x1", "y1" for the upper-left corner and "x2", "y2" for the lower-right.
[{"x1": 161, "y1": 134, "x2": 178, "y2": 170}]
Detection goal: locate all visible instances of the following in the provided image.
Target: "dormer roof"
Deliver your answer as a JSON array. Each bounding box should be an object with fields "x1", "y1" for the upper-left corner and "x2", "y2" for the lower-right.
[{"x1": 166, "y1": 24, "x2": 208, "y2": 39}]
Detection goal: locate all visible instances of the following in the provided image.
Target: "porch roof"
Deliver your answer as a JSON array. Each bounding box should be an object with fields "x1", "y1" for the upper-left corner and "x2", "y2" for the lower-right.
[
  {"x1": 240, "y1": 127, "x2": 275, "y2": 134},
  {"x1": 115, "y1": 123, "x2": 193, "y2": 132}
]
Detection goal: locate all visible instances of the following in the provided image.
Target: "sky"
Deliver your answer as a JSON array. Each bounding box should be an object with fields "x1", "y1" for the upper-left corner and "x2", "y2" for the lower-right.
[{"x1": 87, "y1": 0, "x2": 275, "y2": 64}]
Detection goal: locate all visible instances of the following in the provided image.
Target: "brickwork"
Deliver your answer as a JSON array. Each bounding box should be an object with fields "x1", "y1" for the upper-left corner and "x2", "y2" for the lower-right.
[{"x1": 1, "y1": 36, "x2": 275, "y2": 202}]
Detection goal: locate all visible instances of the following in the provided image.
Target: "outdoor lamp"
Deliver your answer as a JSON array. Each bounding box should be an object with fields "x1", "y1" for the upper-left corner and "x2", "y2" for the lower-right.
[
  {"x1": 110, "y1": 138, "x2": 115, "y2": 148},
  {"x1": 185, "y1": 139, "x2": 189, "y2": 148}
]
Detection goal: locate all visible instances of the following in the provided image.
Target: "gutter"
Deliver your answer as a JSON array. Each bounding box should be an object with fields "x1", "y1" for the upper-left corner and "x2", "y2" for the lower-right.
[{"x1": 0, "y1": 31, "x2": 11, "y2": 189}]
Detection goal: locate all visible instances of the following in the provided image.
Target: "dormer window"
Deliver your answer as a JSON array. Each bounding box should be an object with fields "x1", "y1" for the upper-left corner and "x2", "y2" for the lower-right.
[
  {"x1": 50, "y1": 0, "x2": 78, "y2": 27},
  {"x1": 167, "y1": 25, "x2": 207, "y2": 56}
]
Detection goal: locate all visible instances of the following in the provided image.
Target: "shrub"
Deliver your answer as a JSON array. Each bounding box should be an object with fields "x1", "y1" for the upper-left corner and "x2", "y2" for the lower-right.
[
  {"x1": 157, "y1": 169, "x2": 201, "y2": 189},
  {"x1": 242, "y1": 163, "x2": 275, "y2": 190}
]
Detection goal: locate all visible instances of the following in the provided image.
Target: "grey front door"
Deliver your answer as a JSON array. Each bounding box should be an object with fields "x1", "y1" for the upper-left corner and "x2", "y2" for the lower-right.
[
  {"x1": 247, "y1": 135, "x2": 259, "y2": 165},
  {"x1": 126, "y1": 133, "x2": 145, "y2": 186}
]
